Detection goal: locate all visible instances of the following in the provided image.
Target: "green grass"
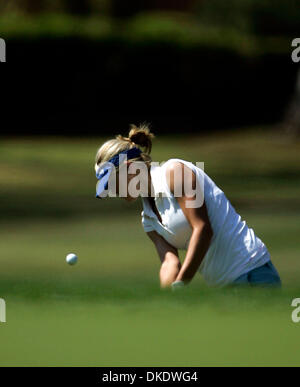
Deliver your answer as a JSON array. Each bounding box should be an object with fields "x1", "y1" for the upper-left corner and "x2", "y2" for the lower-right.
[
  {"x1": 0, "y1": 127, "x2": 300, "y2": 366},
  {"x1": 2, "y1": 291, "x2": 300, "y2": 367}
]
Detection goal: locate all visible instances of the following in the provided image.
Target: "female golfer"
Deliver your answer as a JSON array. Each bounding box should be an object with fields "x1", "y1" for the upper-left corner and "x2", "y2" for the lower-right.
[{"x1": 94, "y1": 124, "x2": 281, "y2": 289}]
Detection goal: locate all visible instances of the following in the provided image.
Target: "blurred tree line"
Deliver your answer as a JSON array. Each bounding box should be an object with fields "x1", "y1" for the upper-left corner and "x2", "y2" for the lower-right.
[
  {"x1": 3, "y1": 0, "x2": 299, "y2": 37},
  {"x1": 2, "y1": 0, "x2": 299, "y2": 136}
]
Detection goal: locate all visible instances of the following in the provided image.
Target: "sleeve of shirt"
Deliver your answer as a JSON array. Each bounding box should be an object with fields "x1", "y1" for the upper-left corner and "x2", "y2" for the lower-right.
[{"x1": 141, "y1": 211, "x2": 155, "y2": 232}]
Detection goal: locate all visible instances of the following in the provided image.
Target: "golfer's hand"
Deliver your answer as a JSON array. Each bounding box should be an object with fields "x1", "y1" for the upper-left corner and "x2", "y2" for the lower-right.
[{"x1": 171, "y1": 280, "x2": 185, "y2": 291}]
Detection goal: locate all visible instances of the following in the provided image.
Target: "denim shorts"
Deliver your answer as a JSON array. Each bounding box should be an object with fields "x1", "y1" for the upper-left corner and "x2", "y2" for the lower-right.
[{"x1": 233, "y1": 260, "x2": 281, "y2": 287}]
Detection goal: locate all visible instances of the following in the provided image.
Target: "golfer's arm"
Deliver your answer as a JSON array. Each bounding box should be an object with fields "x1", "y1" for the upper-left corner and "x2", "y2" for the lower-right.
[
  {"x1": 167, "y1": 162, "x2": 213, "y2": 285},
  {"x1": 175, "y1": 223, "x2": 212, "y2": 284},
  {"x1": 147, "y1": 231, "x2": 181, "y2": 288}
]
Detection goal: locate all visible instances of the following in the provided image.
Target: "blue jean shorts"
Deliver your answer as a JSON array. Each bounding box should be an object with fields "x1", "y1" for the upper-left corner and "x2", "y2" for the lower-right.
[{"x1": 233, "y1": 260, "x2": 281, "y2": 287}]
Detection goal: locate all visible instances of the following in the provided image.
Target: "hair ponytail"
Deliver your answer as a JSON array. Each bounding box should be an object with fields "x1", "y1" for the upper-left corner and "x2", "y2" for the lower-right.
[
  {"x1": 128, "y1": 124, "x2": 154, "y2": 154},
  {"x1": 95, "y1": 123, "x2": 155, "y2": 169}
]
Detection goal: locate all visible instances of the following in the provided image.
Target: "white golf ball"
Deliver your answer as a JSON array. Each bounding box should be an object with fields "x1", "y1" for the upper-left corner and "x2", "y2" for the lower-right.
[{"x1": 66, "y1": 253, "x2": 78, "y2": 266}]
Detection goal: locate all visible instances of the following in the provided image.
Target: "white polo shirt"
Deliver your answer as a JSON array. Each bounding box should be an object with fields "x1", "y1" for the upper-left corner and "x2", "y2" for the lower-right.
[{"x1": 141, "y1": 158, "x2": 270, "y2": 287}]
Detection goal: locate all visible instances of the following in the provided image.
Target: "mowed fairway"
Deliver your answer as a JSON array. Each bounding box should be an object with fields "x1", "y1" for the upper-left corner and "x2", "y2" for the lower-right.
[{"x1": 0, "y1": 128, "x2": 300, "y2": 366}]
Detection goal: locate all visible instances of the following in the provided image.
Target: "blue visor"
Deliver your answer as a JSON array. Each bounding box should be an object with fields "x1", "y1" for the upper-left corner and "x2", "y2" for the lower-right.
[{"x1": 95, "y1": 147, "x2": 142, "y2": 199}]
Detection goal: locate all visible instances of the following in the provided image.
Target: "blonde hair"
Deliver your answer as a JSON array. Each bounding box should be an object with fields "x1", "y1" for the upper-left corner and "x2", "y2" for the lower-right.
[{"x1": 95, "y1": 124, "x2": 155, "y2": 171}]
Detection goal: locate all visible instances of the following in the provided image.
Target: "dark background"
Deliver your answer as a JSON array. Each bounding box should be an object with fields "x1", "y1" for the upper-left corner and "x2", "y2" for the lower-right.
[{"x1": 1, "y1": 0, "x2": 299, "y2": 136}]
